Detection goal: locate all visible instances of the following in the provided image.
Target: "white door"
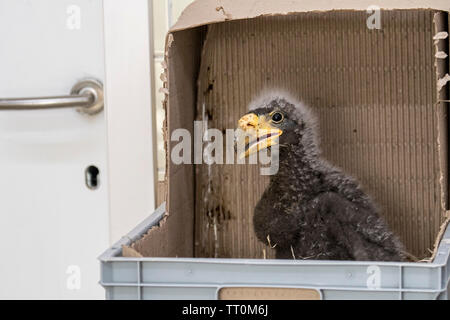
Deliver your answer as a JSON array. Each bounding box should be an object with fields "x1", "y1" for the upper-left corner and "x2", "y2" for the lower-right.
[{"x1": 0, "y1": 0, "x2": 108, "y2": 299}]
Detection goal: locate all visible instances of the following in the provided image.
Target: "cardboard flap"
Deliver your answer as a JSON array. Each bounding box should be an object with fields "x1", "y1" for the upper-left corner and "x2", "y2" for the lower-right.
[{"x1": 171, "y1": 0, "x2": 450, "y2": 32}]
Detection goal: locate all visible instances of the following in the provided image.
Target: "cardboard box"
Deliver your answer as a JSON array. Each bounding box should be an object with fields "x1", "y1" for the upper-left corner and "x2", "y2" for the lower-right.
[{"x1": 126, "y1": 0, "x2": 450, "y2": 261}]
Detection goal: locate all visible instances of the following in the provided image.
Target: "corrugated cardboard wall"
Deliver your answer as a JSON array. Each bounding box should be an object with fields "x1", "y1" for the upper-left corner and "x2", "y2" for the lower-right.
[{"x1": 195, "y1": 10, "x2": 445, "y2": 259}]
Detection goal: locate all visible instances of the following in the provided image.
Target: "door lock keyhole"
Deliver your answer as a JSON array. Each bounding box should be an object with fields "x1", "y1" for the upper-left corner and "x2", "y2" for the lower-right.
[{"x1": 85, "y1": 165, "x2": 100, "y2": 190}]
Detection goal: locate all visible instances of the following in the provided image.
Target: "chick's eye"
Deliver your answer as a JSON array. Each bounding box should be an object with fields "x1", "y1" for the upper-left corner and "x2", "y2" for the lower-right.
[{"x1": 271, "y1": 112, "x2": 284, "y2": 123}]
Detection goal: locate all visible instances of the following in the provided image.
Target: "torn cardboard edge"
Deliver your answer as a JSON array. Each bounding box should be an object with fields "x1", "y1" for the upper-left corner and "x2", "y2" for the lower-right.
[
  {"x1": 171, "y1": 0, "x2": 450, "y2": 33},
  {"x1": 122, "y1": 213, "x2": 169, "y2": 257},
  {"x1": 433, "y1": 31, "x2": 449, "y2": 40},
  {"x1": 438, "y1": 74, "x2": 450, "y2": 91},
  {"x1": 435, "y1": 11, "x2": 449, "y2": 213},
  {"x1": 436, "y1": 52, "x2": 449, "y2": 59},
  {"x1": 430, "y1": 11, "x2": 450, "y2": 260},
  {"x1": 428, "y1": 215, "x2": 450, "y2": 261},
  {"x1": 131, "y1": 6, "x2": 450, "y2": 262}
]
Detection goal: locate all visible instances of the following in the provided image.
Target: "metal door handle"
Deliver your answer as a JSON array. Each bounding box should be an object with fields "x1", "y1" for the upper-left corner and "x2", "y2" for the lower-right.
[{"x1": 0, "y1": 79, "x2": 103, "y2": 115}]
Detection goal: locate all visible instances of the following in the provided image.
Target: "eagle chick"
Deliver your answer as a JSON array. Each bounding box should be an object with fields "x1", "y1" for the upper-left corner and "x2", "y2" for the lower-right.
[{"x1": 238, "y1": 91, "x2": 406, "y2": 261}]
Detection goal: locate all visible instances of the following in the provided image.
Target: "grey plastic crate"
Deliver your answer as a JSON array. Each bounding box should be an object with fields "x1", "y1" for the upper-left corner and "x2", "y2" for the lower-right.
[{"x1": 99, "y1": 203, "x2": 450, "y2": 300}]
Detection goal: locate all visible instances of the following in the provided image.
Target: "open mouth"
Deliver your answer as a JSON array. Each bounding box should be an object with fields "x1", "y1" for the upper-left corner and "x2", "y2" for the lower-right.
[
  {"x1": 237, "y1": 113, "x2": 283, "y2": 158},
  {"x1": 238, "y1": 128, "x2": 282, "y2": 159},
  {"x1": 244, "y1": 132, "x2": 280, "y2": 153}
]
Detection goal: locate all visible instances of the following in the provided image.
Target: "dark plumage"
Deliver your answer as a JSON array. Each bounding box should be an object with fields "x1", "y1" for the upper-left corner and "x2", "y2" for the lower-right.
[{"x1": 238, "y1": 92, "x2": 406, "y2": 261}]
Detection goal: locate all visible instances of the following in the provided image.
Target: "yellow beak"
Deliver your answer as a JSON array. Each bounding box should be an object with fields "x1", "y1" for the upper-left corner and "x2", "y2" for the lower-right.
[{"x1": 237, "y1": 113, "x2": 282, "y2": 158}]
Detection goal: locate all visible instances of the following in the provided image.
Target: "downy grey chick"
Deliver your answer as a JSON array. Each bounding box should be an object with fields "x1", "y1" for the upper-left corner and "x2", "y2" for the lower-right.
[{"x1": 237, "y1": 92, "x2": 406, "y2": 261}]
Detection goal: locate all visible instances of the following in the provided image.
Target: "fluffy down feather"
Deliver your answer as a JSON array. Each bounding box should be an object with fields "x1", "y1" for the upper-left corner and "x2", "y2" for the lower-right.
[{"x1": 247, "y1": 91, "x2": 406, "y2": 261}]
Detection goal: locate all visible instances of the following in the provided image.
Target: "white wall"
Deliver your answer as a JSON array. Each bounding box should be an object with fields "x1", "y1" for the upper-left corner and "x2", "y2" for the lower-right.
[{"x1": 104, "y1": 0, "x2": 157, "y2": 243}]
